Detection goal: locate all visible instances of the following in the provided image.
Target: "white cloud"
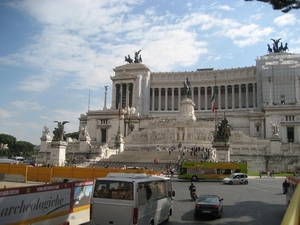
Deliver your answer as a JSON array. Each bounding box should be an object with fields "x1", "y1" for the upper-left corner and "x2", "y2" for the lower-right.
[
  {"x1": 218, "y1": 5, "x2": 234, "y2": 11},
  {"x1": 249, "y1": 14, "x2": 262, "y2": 21},
  {"x1": 0, "y1": 108, "x2": 11, "y2": 118},
  {"x1": 10, "y1": 101, "x2": 44, "y2": 111},
  {"x1": 18, "y1": 72, "x2": 56, "y2": 92},
  {"x1": 0, "y1": 120, "x2": 42, "y2": 143},
  {"x1": 273, "y1": 14, "x2": 297, "y2": 27},
  {"x1": 224, "y1": 24, "x2": 273, "y2": 47},
  {"x1": 291, "y1": 38, "x2": 300, "y2": 44}
]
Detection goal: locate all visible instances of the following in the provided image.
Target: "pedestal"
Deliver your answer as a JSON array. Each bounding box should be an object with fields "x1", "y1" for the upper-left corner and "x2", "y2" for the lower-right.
[
  {"x1": 49, "y1": 141, "x2": 67, "y2": 166},
  {"x1": 177, "y1": 98, "x2": 196, "y2": 122},
  {"x1": 269, "y1": 138, "x2": 282, "y2": 155},
  {"x1": 212, "y1": 141, "x2": 231, "y2": 162},
  {"x1": 79, "y1": 139, "x2": 91, "y2": 151}
]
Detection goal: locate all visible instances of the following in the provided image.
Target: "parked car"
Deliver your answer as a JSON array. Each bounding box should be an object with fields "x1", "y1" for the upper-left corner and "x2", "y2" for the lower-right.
[
  {"x1": 194, "y1": 195, "x2": 223, "y2": 219},
  {"x1": 223, "y1": 173, "x2": 249, "y2": 185},
  {"x1": 22, "y1": 159, "x2": 36, "y2": 166}
]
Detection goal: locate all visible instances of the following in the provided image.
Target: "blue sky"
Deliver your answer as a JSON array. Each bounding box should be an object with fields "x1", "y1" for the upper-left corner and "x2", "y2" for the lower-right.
[{"x1": 1, "y1": 0, "x2": 300, "y2": 145}]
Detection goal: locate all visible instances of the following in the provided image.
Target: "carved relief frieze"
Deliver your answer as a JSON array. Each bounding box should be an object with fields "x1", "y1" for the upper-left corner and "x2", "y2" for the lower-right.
[
  {"x1": 230, "y1": 132, "x2": 243, "y2": 143},
  {"x1": 132, "y1": 133, "x2": 148, "y2": 143}
]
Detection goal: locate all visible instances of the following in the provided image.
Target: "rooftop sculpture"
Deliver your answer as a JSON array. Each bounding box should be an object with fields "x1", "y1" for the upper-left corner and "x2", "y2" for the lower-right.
[
  {"x1": 267, "y1": 38, "x2": 288, "y2": 53},
  {"x1": 125, "y1": 50, "x2": 142, "y2": 64}
]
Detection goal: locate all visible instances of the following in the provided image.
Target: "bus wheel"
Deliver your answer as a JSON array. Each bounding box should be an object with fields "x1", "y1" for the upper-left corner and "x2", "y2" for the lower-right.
[{"x1": 191, "y1": 176, "x2": 198, "y2": 182}]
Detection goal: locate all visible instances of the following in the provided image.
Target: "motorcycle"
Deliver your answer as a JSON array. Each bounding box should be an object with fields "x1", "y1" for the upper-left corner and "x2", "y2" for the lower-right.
[{"x1": 189, "y1": 182, "x2": 198, "y2": 201}]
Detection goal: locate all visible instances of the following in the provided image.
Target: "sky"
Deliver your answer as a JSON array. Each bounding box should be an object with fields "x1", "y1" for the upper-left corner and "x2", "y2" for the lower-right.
[{"x1": 1, "y1": 0, "x2": 300, "y2": 146}]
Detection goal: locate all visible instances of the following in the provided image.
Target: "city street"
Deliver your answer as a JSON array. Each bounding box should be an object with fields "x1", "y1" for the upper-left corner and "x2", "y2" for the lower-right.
[
  {"x1": 167, "y1": 177, "x2": 286, "y2": 225},
  {"x1": 1, "y1": 176, "x2": 287, "y2": 225}
]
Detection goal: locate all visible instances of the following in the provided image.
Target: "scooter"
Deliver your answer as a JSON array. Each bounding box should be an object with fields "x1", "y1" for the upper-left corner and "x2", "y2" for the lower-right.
[{"x1": 189, "y1": 182, "x2": 198, "y2": 201}]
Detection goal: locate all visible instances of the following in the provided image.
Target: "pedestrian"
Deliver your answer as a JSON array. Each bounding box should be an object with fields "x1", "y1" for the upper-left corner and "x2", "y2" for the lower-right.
[
  {"x1": 267, "y1": 170, "x2": 270, "y2": 177},
  {"x1": 166, "y1": 167, "x2": 170, "y2": 177},
  {"x1": 259, "y1": 170, "x2": 262, "y2": 178},
  {"x1": 170, "y1": 167, "x2": 175, "y2": 177}
]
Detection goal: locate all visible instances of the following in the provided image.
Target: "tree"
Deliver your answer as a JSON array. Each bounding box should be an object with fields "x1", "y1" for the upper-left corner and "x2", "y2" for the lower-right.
[
  {"x1": 0, "y1": 134, "x2": 17, "y2": 156},
  {"x1": 65, "y1": 131, "x2": 79, "y2": 140},
  {"x1": 9, "y1": 141, "x2": 34, "y2": 158},
  {"x1": 245, "y1": 0, "x2": 300, "y2": 13}
]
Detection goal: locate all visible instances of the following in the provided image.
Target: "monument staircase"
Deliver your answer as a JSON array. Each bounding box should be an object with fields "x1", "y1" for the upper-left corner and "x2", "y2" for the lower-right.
[{"x1": 93, "y1": 149, "x2": 202, "y2": 172}]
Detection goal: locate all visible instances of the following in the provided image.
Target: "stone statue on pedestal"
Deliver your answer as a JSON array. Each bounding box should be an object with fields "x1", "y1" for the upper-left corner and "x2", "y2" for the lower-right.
[
  {"x1": 42, "y1": 125, "x2": 51, "y2": 140},
  {"x1": 270, "y1": 121, "x2": 279, "y2": 137},
  {"x1": 213, "y1": 117, "x2": 231, "y2": 142},
  {"x1": 183, "y1": 77, "x2": 192, "y2": 98},
  {"x1": 53, "y1": 121, "x2": 69, "y2": 141}
]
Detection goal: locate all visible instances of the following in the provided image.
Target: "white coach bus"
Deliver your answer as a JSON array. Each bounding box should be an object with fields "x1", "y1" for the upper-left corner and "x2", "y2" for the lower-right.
[
  {"x1": 0, "y1": 158, "x2": 18, "y2": 164},
  {"x1": 90, "y1": 173, "x2": 175, "y2": 225}
]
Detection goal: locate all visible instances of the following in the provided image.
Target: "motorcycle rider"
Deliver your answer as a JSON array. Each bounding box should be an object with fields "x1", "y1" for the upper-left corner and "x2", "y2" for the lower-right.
[
  {"x1": 282, "y1": 179, "x2": 288, "y2": 194},
  {"x1": 189, "y1": 182, "x2": 197, "y2": 201}
]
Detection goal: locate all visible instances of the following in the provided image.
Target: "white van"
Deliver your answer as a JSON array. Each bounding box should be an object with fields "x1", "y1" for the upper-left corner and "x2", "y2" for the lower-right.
[
  {"x1": 11, "y1": 156, "x2": 25, "y2": 163},
  {"x1": 90, "y1": 173, "x2": 175, "y2": 225}
]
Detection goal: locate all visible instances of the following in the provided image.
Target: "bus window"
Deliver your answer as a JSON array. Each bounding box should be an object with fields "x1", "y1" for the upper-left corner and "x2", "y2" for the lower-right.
[
  {"x1": 138, "y1": 181, "x2": 166, "y2": 205},
  {"x1": 138, "y1": 183, "x2": 148, "y2": 206},
  {"x1": 93, "y1": 180, "x2": 133, "y2": 200},
  {"x1": 180, "y1": 167, "x2": 187, "y2": 175}
]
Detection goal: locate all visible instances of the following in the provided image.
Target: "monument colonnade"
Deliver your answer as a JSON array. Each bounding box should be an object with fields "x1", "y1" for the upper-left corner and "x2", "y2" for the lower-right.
[{"x1": 149, "y1": 82, "x2": 257, "y2": 112}]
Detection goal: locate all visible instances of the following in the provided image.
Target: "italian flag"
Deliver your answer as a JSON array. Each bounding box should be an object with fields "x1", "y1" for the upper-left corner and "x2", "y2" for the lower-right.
[{"x1": 211, "y1": 90, "x2": 216, "y2": 112}]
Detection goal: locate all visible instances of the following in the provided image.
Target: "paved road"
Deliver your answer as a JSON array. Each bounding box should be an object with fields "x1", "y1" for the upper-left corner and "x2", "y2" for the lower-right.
[
  {"x1": 1, "y1": 177, "x2": 287, "y2": 225},
  {"x1": 167, "y1": 177, "x2": 286, "y2": 225}
]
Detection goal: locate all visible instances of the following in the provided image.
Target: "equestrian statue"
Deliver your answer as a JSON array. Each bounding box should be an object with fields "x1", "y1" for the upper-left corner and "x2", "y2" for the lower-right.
[{"x1": 183, "y1": 77, "x2": 192, "y2": 98}]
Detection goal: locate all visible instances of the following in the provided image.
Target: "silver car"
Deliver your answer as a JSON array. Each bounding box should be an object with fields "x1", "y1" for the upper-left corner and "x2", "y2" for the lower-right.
[{"x1": 222, "y1": 173, "x2": 249, "y2": 185}]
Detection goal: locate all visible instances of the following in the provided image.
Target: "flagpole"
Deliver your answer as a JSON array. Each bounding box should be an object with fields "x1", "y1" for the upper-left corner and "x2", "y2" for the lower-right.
[{"x1": 119, "y1": 84, "x2": 122, "y2": 128}]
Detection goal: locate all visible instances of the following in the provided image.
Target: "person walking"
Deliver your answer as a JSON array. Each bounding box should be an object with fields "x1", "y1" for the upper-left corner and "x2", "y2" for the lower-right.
[
  {"x1": 166, "y1": 167, "x2": 170, "y2": 177},
  {"x1": 170, "y1": 167, "x2": 175, "y2": 177},
  {"x1": 271, "y1": 170, "x2": 275, "y2": 178}
]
